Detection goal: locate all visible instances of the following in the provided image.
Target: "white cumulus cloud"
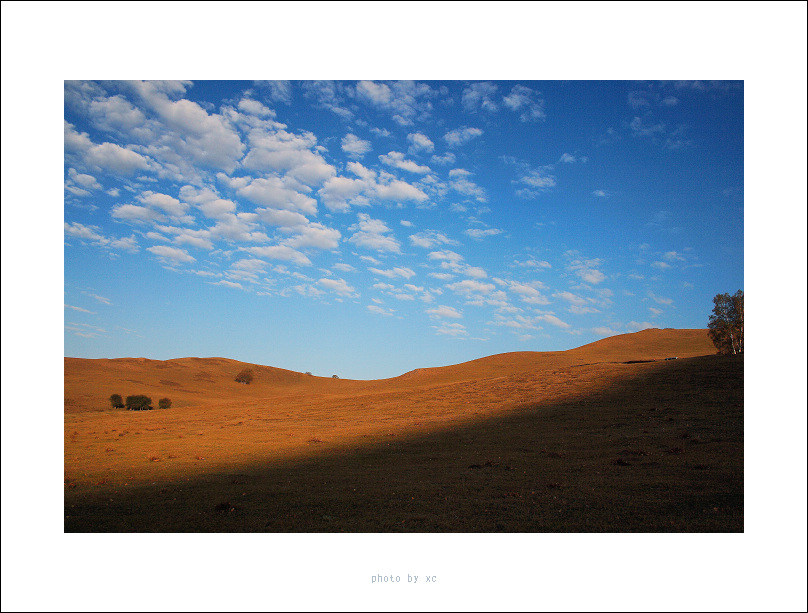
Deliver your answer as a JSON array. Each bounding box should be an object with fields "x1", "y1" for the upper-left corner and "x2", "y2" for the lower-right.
[
  {"x1": 342, "y1": 133, "x2": 372, "y2": 158},
  {"x1": 85, "y1": 142, "x2": 151, "y2": 175},
  {"x1": 447, "y1": 279, "x2": 496, "y2": 296},
  {"x1": 368, "y1": 267, "x2": 416, "y2": 279},
  {"x1": 138, "y1": 191, "x2": 189, "y2": 217},
  {"x1": 147, "y1": 245, "x2": 195, "y2": 264},
  {"x1": 426, "y1": 305, "x2": 463, "y2": 319},
  {"x1": 462, "y1": 82, "x2": 499, "y2": 113},
  {"x1": 231, "y1": 176, "x2": 318, "y2": 215},
  {"x1": 244, "y1": 245, "x2": 312, "y2": 266},
  {"x1": 444, "y1": 127, "x2": 483, "y2": 147},
  {"x1": 348, "y1": 213, "x2": 401, "y2": 253},
  {"x1": 434, "y1": 322, "x2": 468, "y2": 337},
  {"x1": 318, "y1": 277, "x2": 357, "y2": 297},
  {"x1": 502, "y1": 84, "x2": 546, "y2": 122},
  {"x1": 567, "y1": 256, "x2": 607, "y2": 285},
  {"x1": 449, "y1": 168, "x2": 486, "y2": 201},
  {"x1": 379, "y1": 151, "x2": 431, "y2": 174},
  {"x1": 465, "y1": 228, "x2": 503, "y2": 240},
  {"x1": 407, "y1": 132, "x2": 434, "y2": 154},
  {"x1": 410, "y1": 230, "x2": 457, "y2": 249}
]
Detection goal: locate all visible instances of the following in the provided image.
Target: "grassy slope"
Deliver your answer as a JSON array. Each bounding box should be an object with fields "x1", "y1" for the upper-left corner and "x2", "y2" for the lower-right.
[
  {"x1": 64, "y1": 328, "x2": 742, "y2": 532},
  {"x1": 65, "y1": 328, "x2": 715, "y2": 411}
]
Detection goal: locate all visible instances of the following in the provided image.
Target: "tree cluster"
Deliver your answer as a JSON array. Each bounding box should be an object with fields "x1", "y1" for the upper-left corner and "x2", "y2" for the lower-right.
[
  {"x1": 108, "y1": 394, "x2": 172, "y2": 410},
  {"x1": 708, "y1": 290, "x2": 744, "y2": 355},
  {"x1": 124, "y1": 395, "x2": 153, "y2": 411}
]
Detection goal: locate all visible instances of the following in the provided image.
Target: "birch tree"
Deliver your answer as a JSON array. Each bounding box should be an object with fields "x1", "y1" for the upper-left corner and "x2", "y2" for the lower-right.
[{"x1": 708, "y1": 290, "x2": 744, "y2": 354}]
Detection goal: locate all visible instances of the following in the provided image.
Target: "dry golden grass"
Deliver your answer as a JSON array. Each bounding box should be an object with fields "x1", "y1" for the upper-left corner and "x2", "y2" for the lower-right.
[{"x1": 64, "y1": 328, "x2": 742, "y2": 532}]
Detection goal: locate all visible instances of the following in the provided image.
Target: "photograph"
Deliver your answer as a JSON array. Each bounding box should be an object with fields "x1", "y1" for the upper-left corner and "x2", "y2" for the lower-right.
[
  {"x1": 2, "y1": 2, "x2": 806, "y2": 611},
  {"x1": 62, "y1": 79, "x2": 745, "y2": 534}
]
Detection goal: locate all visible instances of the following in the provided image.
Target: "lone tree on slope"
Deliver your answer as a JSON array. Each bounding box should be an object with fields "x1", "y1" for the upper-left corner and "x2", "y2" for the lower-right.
[
  {"x1": 708, "y1": 290, "x2": 744, "y2": 355},
  {"x1": 235, "y1": 369, "x2": 254, "y2": 384}
]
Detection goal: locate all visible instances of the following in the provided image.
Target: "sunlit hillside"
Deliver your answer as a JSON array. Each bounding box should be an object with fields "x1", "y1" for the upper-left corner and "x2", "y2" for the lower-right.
[{"x1": 64, "y1": 328, "x2": 742, "y2": 532}]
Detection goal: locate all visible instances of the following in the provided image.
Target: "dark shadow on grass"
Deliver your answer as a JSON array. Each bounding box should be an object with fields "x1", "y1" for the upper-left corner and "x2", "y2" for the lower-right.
[{"x1": 64, "y1": 355, "x2": 743, "y2": 532}]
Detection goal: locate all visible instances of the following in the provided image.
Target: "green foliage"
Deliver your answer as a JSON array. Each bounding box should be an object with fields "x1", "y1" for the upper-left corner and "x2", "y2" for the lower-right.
[
  {"x1": 125, "y1": 395, "x2": 153, "y2": 411},
  {"x1": 235, "y1": 369, "x2": 254, "y2": 384},
  {"x1": 158, "y1": 397, "x2": 172, "y2": 409},
  {"x1": 109, "y1": 394, "x2": 124, "y2": 409},
  {"x1": 708, "y1": 290, "x2": 744, "y2": 355}
]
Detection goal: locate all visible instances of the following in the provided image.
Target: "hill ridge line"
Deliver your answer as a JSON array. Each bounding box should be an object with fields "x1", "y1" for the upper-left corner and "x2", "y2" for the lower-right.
[{"x1": 66, "y1": 328, "x2": 711, "y2": 381}]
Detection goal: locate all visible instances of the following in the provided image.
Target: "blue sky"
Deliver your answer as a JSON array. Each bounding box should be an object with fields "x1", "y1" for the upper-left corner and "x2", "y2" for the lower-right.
[{"x1": 63, "y1": 79, "x2": 744, "y2": 379}]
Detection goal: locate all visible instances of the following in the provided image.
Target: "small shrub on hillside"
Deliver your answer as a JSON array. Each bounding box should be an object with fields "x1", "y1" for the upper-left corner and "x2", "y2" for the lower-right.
[
  {"x1": 109, "y1": 394, "x2": 124, "y2": 409},
  {"x1": 158, "y1": 397, "x2": 172, "y2": 409},
  {"x1": 125, "y1": 395, "x2": 153, "y2": 411},
  {"x1": 235, "y1": 369, "x2": 254, "y2": 384}
]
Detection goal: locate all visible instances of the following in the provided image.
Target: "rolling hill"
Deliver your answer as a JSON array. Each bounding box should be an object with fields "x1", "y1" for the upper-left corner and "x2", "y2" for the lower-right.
[
  {"x1": 64, "y1": 328, "x2": 742, "y2": 532},
  {"x1": 65, "y1": 328, "x2": 715, "y2": 412}
]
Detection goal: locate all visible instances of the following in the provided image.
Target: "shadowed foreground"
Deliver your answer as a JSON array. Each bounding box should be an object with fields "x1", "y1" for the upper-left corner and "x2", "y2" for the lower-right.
[{"x1": 65, "y1": 350, "x2": 743, "y2": 532}]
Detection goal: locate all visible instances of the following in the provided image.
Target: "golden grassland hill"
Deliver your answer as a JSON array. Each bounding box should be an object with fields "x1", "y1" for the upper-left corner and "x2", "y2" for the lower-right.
[
  {"x1": 65, "y1": 328, "x2": 714, "y2": 413},
  {"x1": 64, "y1": 328, "x2": 741, "y2": 532}
]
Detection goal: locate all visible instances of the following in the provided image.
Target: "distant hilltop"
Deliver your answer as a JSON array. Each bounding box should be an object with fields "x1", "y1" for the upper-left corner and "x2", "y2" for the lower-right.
[{"x1": 65, "y1": 328, "x2": 714, "y2": 413}]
